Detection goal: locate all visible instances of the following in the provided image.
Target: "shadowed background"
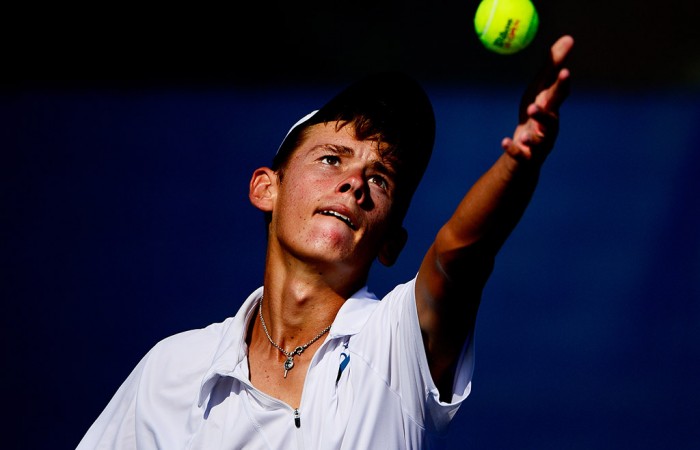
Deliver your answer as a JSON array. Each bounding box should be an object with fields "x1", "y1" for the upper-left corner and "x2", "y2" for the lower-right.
[{"x1": 3, "y1": 1, "x2": 699, "y2": 448}]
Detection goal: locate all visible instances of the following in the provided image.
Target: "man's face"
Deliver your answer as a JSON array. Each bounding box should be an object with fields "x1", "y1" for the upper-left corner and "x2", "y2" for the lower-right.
[{"x1": 268, "y1": 121, "x2": 402, "y2": 276}]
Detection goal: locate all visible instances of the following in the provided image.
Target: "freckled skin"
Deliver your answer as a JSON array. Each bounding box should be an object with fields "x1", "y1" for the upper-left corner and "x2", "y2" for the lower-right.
[{"x1": 269, "y1": 122, "x2": 397, "y2": 287}]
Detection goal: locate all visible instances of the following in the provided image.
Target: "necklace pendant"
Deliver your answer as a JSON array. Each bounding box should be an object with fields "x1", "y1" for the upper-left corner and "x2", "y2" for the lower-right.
[{"x1": 284, "y1": 357, "x2": 294, "y2": 378}]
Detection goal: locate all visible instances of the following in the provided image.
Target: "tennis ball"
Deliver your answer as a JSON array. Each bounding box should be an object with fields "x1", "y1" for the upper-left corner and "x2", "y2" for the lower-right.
[{"x1": 474, "y1": 0, "x2": 539, "y2": 55}]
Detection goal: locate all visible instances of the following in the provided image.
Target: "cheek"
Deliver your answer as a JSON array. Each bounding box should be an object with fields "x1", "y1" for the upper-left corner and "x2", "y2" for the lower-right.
[
  {"x1": 277, "y1": 175, "x2": 326, "y2": 221},
  {"x1": 367, "y1": 195, "x2": 394, "y2": 226},
  {"x1": 280, "y1": 172, "x2": 313, "y2": 200},
  {"x1": 289, "y1": 170, "x2": 338, "y2": 202}
]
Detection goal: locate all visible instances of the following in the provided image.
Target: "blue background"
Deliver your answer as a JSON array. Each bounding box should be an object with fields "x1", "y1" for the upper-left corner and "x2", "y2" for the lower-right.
[
  {"x1": 4, "y1": 82, "x2": 699, "y2": 449},
  {"x1": 3, "y1": 1, "x2": 700, "y2": 448}
]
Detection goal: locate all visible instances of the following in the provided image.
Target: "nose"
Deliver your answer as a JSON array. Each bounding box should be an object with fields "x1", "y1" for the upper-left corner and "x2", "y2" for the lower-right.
[{"x1": 338, "y1": 173, "x2": 366, "y2": 204}]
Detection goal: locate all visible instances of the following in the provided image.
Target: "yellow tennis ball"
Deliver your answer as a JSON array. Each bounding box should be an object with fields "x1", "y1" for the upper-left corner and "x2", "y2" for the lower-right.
[{"x1": 474, "y1": 0, "x2": 539, "y2": 55}]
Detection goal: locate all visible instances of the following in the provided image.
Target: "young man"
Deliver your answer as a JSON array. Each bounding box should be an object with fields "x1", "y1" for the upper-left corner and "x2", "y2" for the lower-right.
[{"x1": 78, "y1": 36, "x2": 574, "y2": 449}]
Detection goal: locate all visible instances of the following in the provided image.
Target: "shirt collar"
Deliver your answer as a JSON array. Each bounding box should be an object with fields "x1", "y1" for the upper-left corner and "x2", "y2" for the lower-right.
[
  {"x1": 197, "y1": 285, "x2": 379, "y2": 407},
  {"x1": 197, "y1": 287, "x2": 262, "y2": 407},
  {"x1": 328, "y1": 286, "x2": 379, "y2": 336}
]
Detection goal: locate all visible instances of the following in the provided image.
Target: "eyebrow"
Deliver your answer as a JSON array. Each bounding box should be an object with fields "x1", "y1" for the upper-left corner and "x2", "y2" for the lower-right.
[{"x1": 320, "y1": 144, "x2": 397, "y2": 179}]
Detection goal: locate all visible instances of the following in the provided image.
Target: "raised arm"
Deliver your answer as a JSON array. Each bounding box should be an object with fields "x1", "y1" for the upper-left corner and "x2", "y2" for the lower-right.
[{"x1": 416, "y1": 36, "x2": 574, "y2": 394}]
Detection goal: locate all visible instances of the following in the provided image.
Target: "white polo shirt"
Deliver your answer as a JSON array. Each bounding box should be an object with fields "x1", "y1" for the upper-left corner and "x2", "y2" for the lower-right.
[{"x1": 78, "y1": 278, "x2": 475, "y2": 449}]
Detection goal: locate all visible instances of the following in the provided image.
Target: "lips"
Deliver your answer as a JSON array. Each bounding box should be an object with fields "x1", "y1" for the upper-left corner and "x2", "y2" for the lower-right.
[{"x1": 319, "y1": 209, "x2": 357, "y2": 230}]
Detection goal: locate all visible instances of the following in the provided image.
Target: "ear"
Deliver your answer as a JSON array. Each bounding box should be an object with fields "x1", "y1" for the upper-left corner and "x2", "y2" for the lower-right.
[
  {"x1": 249, "y1": 167, "x2": 277, "y2": 212},
  {"x1": 378, "y1": 226, "x2": 408, "y2": 267}
]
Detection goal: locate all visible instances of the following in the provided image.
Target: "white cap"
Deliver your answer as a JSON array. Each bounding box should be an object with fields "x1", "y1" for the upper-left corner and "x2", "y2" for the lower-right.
[{"x1": 276, "y1": 110, "x2": 318, "y2": 154}]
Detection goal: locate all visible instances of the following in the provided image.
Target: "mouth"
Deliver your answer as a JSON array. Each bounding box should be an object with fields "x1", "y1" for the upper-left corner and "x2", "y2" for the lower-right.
[{"x1": 319, "y1": 210, "x2": 357, "y2": 230}]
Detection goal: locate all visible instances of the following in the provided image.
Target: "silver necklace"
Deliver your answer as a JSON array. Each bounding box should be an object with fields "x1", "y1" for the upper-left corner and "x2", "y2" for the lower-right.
[{"x1": 258, "y1": 297, "x2": 332, "y2": 378}]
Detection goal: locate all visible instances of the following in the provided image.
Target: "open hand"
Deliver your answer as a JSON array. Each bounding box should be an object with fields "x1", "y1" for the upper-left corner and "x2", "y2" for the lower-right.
[{"x1": 502, "y1": 35, "x2": 574, "y2": 163}]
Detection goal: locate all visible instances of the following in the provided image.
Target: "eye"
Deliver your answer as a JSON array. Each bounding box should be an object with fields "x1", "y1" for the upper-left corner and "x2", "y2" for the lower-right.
[
  {"x1": 320, "y1": 155, "x2": 341, "y2": 166},
  {"x1": 368, "y1": 175, "x2": 388, "y2": 190}
]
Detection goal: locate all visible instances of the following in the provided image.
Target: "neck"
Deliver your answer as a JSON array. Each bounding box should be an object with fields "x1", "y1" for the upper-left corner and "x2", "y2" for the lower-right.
[
  {"x1": 265, "y1": 235, "x2": 371, "y2": 301},
  {"x1": 260, "y1": 282, "x2": 343, "y2": 340},
  {"x1": 253, "y1": 268, "x2": 350, "y2": 352},
  {"x1": 255, "y1": 236, "x2": 369, "y2": 348}
]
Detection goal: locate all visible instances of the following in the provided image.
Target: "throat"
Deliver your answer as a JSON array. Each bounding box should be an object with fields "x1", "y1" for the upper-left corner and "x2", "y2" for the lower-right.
[{"x1": 256, "y1": 296, "x2": 332, "y2": 379}]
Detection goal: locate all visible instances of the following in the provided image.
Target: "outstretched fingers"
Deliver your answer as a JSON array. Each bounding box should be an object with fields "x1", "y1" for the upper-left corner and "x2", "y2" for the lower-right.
[
  {"x1": 551, "y1": 35, "x2": 574, "y2": 67},
  {"x1": 536, "y1": 66, "x2": 571, "y2": 113},
  {"x1": 504, "y1": 35, "x2": 574, "y2": 162},
  {"x1": 519, "y1": 35, "x2": 574, "y2": 122}
]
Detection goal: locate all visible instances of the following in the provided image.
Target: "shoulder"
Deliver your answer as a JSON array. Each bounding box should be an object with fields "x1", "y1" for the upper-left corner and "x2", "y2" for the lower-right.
[
  {"x1": 381, "y1": 277, "x2": 416, "y2": 305},
  {"x1": 336, "y1": 278, "x2": 416, "y2": 345},
  {"x1": 141, "y1": 318, "x2": 236, "y2": 380},
  {"x1": 144, "y1": 288, "x2": 262, "y2": 374},
  {"x1": 151, "y1": 319, "x2": 232, "y2": 359},
  {"x1": 370, "y1": 277, "x2": 417, "y2": 322},
  {"x1": 331, "y1": 279, "x2": 415, "y2": 336}
]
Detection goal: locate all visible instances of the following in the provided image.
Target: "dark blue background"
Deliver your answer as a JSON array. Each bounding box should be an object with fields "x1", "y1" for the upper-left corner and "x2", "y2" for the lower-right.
[{"x1": 4, "y1": 79, "x2": 699, "y2": 449}]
